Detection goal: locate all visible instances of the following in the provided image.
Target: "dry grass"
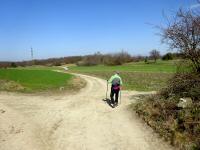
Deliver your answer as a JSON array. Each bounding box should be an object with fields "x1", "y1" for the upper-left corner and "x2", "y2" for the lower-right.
[
  {"x1": 68, "y1": 76, "x2": 87, "y2": 91},
  {"x1": 0, "y1": 80, "x2": 25, "y2": 91},
  {"x1": 132, "y1": 94, "x2": 200, "y2": 150}
]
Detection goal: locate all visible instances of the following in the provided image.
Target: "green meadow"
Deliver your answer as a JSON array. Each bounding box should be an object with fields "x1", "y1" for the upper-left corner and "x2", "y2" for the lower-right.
[
  {"x1": 0, "y1": 69, "x2": 73, "y2": 92},
  {"x1": 0, "y1": 60, "x2": 178, "y2": 92},
  {"x1": 69, "y1": 60, "x2": 177, "y2": 91},
  {"x1": 69, "y1": 60, "x2": 178, "y2": 73}
]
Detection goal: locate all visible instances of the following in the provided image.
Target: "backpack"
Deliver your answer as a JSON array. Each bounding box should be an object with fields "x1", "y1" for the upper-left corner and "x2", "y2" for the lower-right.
[{"x1": 112, "y1": 78, "x2": 120, "y2": 90}]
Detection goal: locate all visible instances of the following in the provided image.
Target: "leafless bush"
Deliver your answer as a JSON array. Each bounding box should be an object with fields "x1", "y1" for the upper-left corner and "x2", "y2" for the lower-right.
[
  {"x1": 103, "y1": 54, "x2": 123, "y2": 66},
  {"x1": 133, "y1": 94, "x2": 200, "y2": 150},
  {"x1": 103, "y1": 51, "x2": 132, "y2": 66},
  {"x1": 161, "y1": 8, "x2": 200, "y2": 72},
  {"x1": 0, "y1": 62, "x2": 10, "y2": 68},
  {"x1": 161, "y1": 73, "x2": 200, "y2": 101},
  {"x1": 76, "y1": 51, "x2": 133, "y2": 66},
  {"x1": 149, "y1": 49, "x2": 160, "y2": 62},
  {"x1": 76, "y1": 52, "x2": 103, "y2": 66},
  {"x1": 132, "y1": 55, "x2": 146, "y2": 62}
]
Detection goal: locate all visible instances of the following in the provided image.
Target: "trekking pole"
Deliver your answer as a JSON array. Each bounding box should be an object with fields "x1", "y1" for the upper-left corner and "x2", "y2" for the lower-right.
[
  {"x1": 106, "y1": 80, "x2": 108, "y2": 99},
  {"x1": 120, "y1": 89, "x2": 122, "y2": 104}
]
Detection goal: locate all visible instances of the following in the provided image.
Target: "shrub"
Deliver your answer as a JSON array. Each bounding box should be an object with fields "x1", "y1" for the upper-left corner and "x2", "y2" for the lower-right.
[
  {"x1": 176, "y1": 60, "x2": 193, "y2": 73},
  {"x1": 54, "y1": 62, "x2": 62, "y2": 66},
  {"x1": 133, "y1": 94, "x2": 200, "y2": 150},
  {"x1": 190, "y1": 85, "x2": 200, "y2": 102},
  {"x1": 133, "y1": 6, "x2": 200, "y2": 150},
  {"x1": 10, "y1": 62, "x2": 17, "y2": 68},
  {"x1": 103, "y1": 54, "x2": 123, "y2": 66},
  {"x1": 144, "y1": 57, "x2": 148, "y2": 63},
  {"x1": 134, "y1": 55, "x2": 200, "y2": 150},
  {"x1": 163, "y1": 73, "x2": 200, "y2": 101},
  {"x1": 76, "y1": 52, "x2": 103, "y2": 66},
  {"x1": 103, "y1": 51, "x2": 132, "y2": 66},
  {"x1": 162, "y1": 53, "x2": 173, "y2": 60},
  {"x1": 149, "y1": 49, "x2": 160, "y2": 62},
  {"x1": 76, "y1": 56, "x2": 98, "y2": 66},
  {"x1": 161, "y1": 9, "x2": 200, "y2": 73},
  {"x1": 0, "y1": 62, "x2": 10, "y2": 68}
]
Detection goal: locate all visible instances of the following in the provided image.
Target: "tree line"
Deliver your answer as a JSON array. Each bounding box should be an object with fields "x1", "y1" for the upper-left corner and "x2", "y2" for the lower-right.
[{"x1": 0, "y1": 51, "x2": 183, "y2": 68}]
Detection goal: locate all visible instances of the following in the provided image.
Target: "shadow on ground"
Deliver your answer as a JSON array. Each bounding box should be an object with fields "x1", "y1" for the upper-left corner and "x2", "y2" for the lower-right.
[{"x1": 102, "y1": 98, "x2": 115, "y2": 108}]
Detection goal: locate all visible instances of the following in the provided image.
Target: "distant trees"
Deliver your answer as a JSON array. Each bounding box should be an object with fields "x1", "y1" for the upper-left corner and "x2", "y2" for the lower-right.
[
  {"x1": 161, "y1": 9, "x2": 200, "y2": 72},
  {"x1": 76, "y1": 52, "x2": 103, "y2": 66},
  {"x1": 103, "y1": 51, "x2": 132, "y2": 66},
  {"x1": 103, "y1": 54, "x2": 123, "y2": 66},
  {"x1": 0, "y1": 62, "x2": 10, "y2": 68},
  {"x1": 162, "y1": 52, "x2": 173, "y2": 60},
  {"x1": 144, "y1": 57, "x2": 148, "y2": 63},
  {"x1": 0, "y1": 51, "x2": 134, "y2": 68},
  {"x1": 10, "y1": 62, "x2": 17, "y2": 68},
  {"x1": 77, "y1": 51, "x2": 133, "y2": 66},
  {"x1": 149, "y1": 49, "x2": 160, "y2": 62},
  {"x1": 0, "y1": 56, "x2": 83, "y2": 68}
]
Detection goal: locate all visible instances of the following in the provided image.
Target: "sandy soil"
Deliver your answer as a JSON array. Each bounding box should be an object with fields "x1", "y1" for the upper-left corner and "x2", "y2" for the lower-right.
[{"x1": 0, "y1": 74, "x2": 175, "y2": 150}]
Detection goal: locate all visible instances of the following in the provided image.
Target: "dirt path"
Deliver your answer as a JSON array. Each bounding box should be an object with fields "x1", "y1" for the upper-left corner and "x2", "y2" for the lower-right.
[{"x1": 0, "y1": 74, "x2": 174, "y2": 150}]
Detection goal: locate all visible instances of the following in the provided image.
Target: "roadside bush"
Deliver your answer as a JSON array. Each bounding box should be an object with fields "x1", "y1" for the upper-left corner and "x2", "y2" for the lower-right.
[
  {"x1": 134, "y1": 57, "x2": 200, "y2": 150},
  {"x1": 133, "y1": 94, "x2": 200, "y2": 150},
  {"x1": 175, "y1": 59, "x2": 195, "y2": 74},
  {"x1": 133, "y1": 6, "x2": 200, "y2": 150},
  {"x1": 190, "y1": 85, "x2": 200, "y2": 101},
  {"x1": 162, "y1": 73, "x2": 200, "y2": 101}
]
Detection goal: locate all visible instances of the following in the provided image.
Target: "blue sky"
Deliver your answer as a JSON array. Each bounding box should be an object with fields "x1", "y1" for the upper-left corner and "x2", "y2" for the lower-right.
[{"x1": 0, "y1": 0, "x2": 198, "y2": 61}]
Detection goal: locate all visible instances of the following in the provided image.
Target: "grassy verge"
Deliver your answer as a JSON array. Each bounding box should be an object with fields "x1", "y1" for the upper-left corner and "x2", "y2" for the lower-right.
[{"x1": 0, "y1": 69, "x2": 85, "y2": 93}]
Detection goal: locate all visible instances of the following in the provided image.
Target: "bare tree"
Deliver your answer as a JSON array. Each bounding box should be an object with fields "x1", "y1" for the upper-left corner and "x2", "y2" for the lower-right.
[
  {"x1": 150, "y1": 49, "x2": 160, "y2": 62},
  {"x1": 161, "y1": 8, "x2": 200, "y2": 72}
]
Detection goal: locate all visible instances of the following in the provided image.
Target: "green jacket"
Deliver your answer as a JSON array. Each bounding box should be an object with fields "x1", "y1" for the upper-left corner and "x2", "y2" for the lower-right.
[{"x1": 108, "y1": 74, "x2": 123, "y2": 86}]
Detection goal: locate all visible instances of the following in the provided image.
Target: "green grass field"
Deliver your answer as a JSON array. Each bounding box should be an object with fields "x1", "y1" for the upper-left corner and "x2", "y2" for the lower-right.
[
  {"x1": 69, "y1": 60, "x2": 178, "y2": 73},
  {"x1": 69, "y1": 60, "x2": 177, "y2": 91},
  {"x1": 0, "y1": 69, "x2": 73, "y2": 92},
  {"x1": 0, "y1": 60, "x2": 177, "y2": 92}
]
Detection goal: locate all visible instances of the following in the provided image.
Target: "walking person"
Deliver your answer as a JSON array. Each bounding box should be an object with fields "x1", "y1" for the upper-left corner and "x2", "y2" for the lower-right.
[{"x1": 108, "y1": 71, "x2": 122, "y2": 107}]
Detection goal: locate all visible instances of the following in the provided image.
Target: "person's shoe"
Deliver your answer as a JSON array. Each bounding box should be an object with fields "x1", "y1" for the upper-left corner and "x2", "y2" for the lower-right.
[{"x1": 110, "y1": 101, "x2": 115, "y2": 107}]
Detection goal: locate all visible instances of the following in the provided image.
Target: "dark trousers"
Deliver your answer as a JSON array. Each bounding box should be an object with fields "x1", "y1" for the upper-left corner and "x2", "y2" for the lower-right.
[{"x1": 110, "y1": 87, "x2": 120, "y2": 104}]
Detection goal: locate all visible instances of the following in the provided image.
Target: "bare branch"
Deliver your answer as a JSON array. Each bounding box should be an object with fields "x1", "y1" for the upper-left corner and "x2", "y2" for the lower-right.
[{"x1": 161, "y1": 8, "x2": 200, "y2": 72}]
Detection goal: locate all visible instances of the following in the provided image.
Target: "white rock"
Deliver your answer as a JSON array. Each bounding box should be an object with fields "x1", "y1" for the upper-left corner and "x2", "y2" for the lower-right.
[{"x1": 177, "y1": 97, "x2": 192, "y2": 108}]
